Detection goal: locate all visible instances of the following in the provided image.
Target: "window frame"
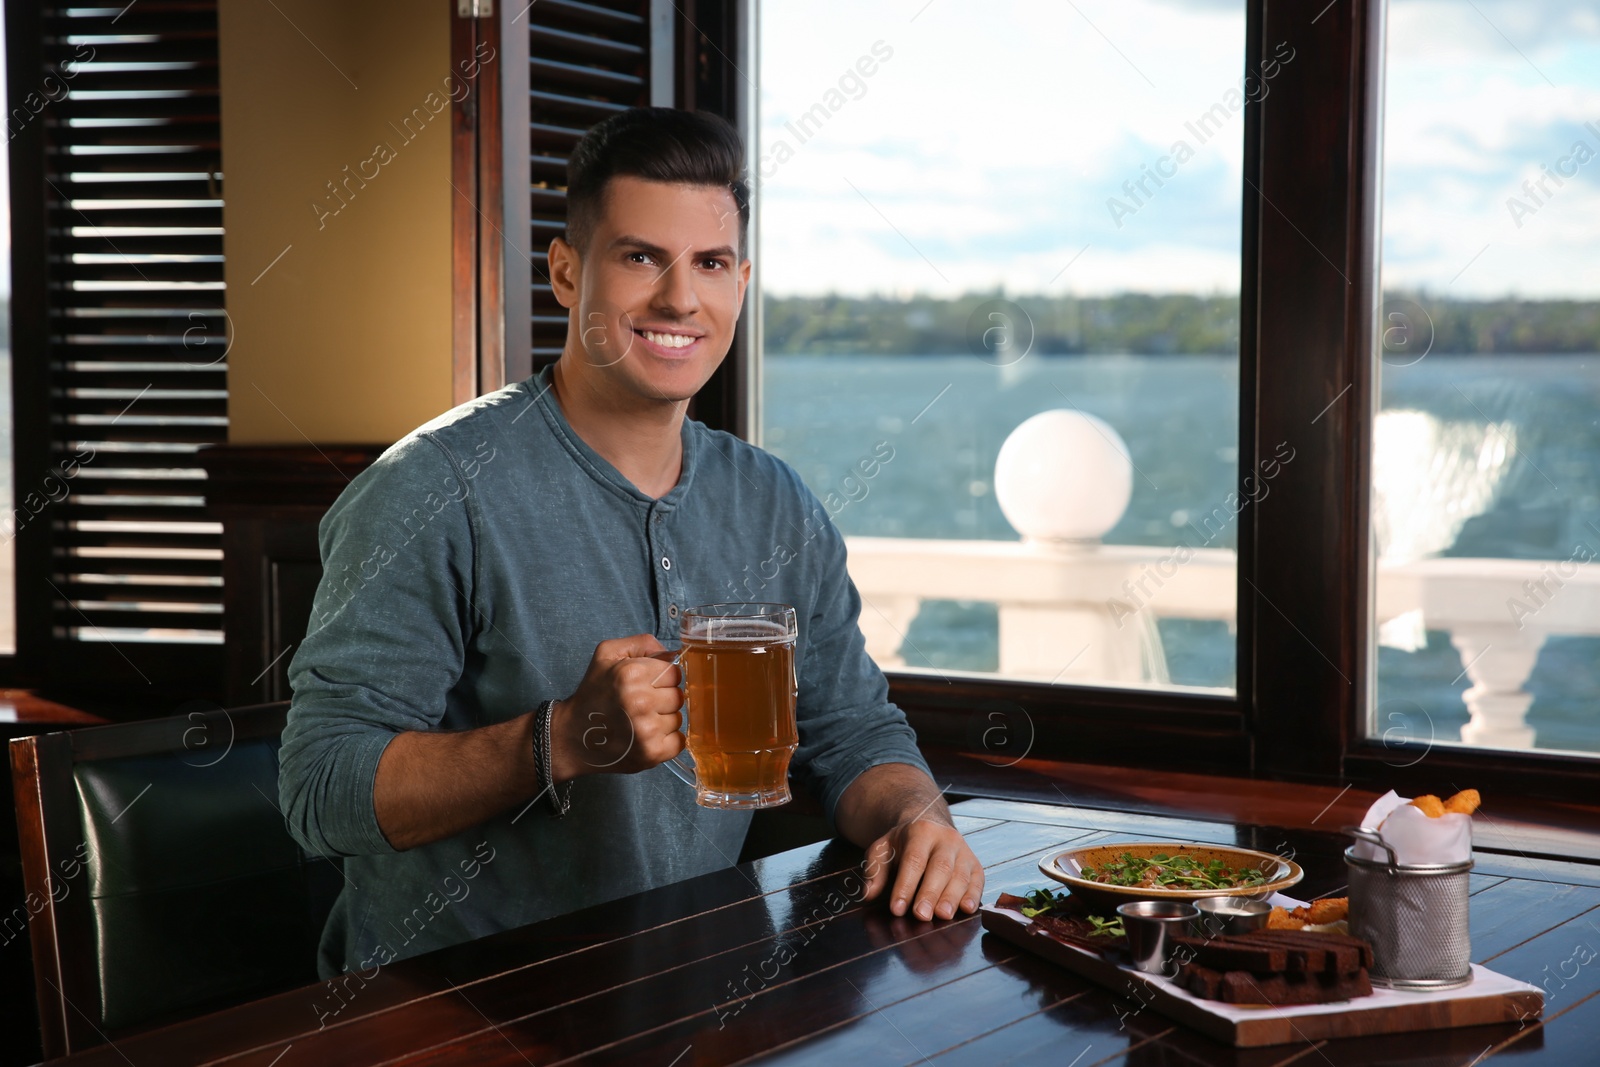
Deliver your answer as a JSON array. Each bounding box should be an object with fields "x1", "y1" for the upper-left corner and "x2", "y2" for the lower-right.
[{"x1": 732, "y1": 0, "x2": 1600, "y2": 803}]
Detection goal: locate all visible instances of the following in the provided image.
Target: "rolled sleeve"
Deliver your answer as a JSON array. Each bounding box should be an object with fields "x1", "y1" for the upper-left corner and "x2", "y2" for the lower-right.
[
  {"x1": 278, "y1": 435, "x2": 477, "y2": 857},
  {"x1": 788, "y1": 501, "x2": 932, "y2": 830},
  {"x1": 809, "y1": 723, "x2": 932, "y2": 833},
  {"x1": 278, "y1": 718, "x2": 395, "y2": 857}
]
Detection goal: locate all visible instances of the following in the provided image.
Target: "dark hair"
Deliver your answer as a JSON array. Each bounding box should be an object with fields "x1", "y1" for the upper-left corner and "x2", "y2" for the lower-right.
[{"x1": 564, "y1": 107, "x2": 749, "y2": 258}]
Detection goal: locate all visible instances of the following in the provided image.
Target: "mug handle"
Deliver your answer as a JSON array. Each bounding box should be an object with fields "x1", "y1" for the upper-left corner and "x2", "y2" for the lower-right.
[
  {"x1": 663, "y1": 750, "x2": 697, "y2": 789},
  {"x1": 652, "y1": 646, "x2": 697, "y2": 790}
]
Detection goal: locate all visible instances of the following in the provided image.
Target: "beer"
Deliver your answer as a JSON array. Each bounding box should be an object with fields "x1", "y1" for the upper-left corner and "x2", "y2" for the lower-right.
[{"x1": 678, "y1": 607, "x2": 798, "y2": 808}]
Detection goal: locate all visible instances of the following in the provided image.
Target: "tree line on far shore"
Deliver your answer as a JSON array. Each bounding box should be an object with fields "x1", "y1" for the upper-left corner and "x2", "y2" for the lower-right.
[{"x1": 761, "y1": 291, "x2": 1600, "y2": 356}]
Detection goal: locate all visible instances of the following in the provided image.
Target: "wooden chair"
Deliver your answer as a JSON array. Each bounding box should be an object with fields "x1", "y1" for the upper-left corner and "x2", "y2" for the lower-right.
[{"x1": 8, "y1": 702, "x2": 343, "y2": 1058}]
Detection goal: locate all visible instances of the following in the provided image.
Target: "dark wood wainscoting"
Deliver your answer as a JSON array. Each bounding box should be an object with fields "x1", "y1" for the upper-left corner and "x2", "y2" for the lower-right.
[{"x1": 198, "y1": 446, "x2": 385, "y2": 706}]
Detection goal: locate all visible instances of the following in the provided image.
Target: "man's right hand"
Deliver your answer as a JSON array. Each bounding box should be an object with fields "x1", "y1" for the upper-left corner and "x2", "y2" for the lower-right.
[
  {"x1": 371, "y1": 634, "x2": 683, "y2": 851},
  {"x1": 548, "y1": 633, "x2": 684, "y2": 781}
]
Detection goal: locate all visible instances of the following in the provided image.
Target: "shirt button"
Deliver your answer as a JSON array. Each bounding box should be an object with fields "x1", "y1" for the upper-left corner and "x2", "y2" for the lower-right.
[
  {"x1": 661, "y1": 556, "x2": 671, "y2": 570},
  {"x1": 668, "y1": 604, "x2": 679, "y2": 619}
]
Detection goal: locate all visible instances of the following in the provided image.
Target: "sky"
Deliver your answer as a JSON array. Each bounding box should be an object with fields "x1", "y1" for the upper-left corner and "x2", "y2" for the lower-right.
[
  {"x1": 756, "y1": 0, "x2": 1600, "y2": 299},
  {"x1": 1381, "y1": 0, "x2": 1600, "y2": 298}
]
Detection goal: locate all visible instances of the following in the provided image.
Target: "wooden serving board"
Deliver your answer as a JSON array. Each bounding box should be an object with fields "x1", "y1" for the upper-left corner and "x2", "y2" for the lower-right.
[{"x1": 981, "y1": 905, "x2": 1543, "y2": 1048}]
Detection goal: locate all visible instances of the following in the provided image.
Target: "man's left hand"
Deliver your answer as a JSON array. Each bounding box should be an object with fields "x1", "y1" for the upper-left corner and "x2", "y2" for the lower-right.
[{"x1": 860, "y1": 816, "x2": 984, "y2": 921}]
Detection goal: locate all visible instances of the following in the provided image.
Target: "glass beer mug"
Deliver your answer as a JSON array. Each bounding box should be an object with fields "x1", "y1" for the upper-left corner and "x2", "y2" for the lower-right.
[{"x1": 663, "y1": 603, "x2": 799, "y2": 809}]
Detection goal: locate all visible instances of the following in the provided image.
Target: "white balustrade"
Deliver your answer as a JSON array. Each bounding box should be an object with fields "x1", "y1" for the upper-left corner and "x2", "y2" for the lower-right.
[
  {"x1": 842, "y1": 406, "x2": 1600, "y2": 750},
  {"x1": 844, "y1": 537, "x2": 1600, "y2": 749}
]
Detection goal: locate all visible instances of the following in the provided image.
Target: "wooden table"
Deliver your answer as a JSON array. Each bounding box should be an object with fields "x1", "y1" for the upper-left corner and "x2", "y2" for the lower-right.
[{"x1": 40, "y1": 798, "x2": 1600, "y2": 1066}]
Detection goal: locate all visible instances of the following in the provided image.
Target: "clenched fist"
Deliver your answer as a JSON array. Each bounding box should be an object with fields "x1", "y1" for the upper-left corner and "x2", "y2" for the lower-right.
[{"x1": 548, "y1": 633, "x2": 684, "y2": 781}]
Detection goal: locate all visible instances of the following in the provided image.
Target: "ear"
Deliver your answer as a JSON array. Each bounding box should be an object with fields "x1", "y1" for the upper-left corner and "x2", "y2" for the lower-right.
[
  {"x1": 549, "y1": 236, "x2": 580, "y2": 309},
  {"x1": 735, "y1": 256, "x2": 752, "y2": 310}
]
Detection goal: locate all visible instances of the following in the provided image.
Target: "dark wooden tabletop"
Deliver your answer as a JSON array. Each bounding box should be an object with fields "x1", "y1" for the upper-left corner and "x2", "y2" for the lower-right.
[{"x1": 40, "y1": 797, "x2": 1600, "y2": 1066}]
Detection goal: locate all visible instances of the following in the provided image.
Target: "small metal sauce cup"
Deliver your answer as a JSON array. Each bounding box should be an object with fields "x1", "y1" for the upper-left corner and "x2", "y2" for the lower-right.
[
  {"x1": 1116, "y1": 900, "x2": 1201, "y2": 975},
  {"x1": 1193, "y1": 896, "x2": 1271, "y2": 938}
]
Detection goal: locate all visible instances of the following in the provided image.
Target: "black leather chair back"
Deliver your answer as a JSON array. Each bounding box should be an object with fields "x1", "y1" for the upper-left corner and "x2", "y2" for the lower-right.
[{"x1": 10, "y1": 702, "x2": 342, "y2": 1058}]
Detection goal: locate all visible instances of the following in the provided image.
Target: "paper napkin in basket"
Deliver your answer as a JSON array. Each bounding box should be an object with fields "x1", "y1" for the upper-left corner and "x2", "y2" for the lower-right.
[{"x1": 1352, "y1": 790, "x2": 1472, "y2": 865}]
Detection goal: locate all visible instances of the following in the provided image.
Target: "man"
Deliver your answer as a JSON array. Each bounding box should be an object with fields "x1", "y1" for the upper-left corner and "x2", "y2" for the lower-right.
[{"x1": 280, "y1": 107, "x2": 983, "y2": 980}]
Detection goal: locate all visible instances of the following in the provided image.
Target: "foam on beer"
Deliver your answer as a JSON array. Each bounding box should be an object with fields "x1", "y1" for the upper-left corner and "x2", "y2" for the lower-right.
[{"x1": 688, "y1": 617, "x2": 795, "y2": 645}]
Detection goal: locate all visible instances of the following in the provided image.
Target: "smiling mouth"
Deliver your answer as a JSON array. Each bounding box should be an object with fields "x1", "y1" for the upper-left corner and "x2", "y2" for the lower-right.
[{"x1": 634, "y1": 328, "x2": 702, "y2": 351}]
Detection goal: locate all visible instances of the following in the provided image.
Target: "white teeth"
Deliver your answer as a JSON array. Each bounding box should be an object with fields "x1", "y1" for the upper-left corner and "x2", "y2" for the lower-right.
[{"x1": 642, "y1": 330, "x2": 695, "y2": 349}]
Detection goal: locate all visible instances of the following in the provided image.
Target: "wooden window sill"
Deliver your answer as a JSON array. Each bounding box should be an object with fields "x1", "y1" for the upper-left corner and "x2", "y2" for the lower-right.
[{"x1": 924, "y1": 746, "x2": 1600, "y2": 865}]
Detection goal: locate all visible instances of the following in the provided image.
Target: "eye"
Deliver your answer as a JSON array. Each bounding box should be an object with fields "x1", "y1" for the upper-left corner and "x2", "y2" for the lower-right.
[
  {"x1": 625, "y1": 251, "x2": 654, "y2": 266},
  {"x1": 699, "y1": 257, "x2": 728, "y2": 271}
]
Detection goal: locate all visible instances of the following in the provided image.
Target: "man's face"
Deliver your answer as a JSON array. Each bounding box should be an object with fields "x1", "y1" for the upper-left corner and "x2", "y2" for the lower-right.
[{"x1": 551, "y1": 175, "x2": 750, "y2": 405}]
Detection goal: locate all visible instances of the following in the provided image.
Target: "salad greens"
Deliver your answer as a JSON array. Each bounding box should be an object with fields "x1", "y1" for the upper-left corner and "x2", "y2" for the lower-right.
[
  {"x1": 1085, "y1": 914, "x2": 1126, "y2": 938},
  {"x1": 1019, "y1": 887, "x2": 1071, "y2": 918},
  {"x1": 1018, "y1": 887, "x2": 1124, "y2": 937},
  {"x1": 1079, "y1": 852, "x2": 1270, "y2": 890}
]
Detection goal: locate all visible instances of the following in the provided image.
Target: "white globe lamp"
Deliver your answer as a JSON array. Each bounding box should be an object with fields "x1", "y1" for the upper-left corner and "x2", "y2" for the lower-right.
[{"x1": 994, "y1": 409, "x2": 1133, "y2": 543}]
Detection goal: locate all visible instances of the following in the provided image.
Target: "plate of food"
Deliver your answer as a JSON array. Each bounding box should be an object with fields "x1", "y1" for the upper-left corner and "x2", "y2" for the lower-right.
[{"x1": 1039, "y1": 841, "x2": 1303, "y2": 908}]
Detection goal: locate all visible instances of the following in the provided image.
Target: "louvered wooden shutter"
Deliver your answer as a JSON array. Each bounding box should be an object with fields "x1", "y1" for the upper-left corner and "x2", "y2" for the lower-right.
[
  {"x1": 10, "y1": 0, "x2": 225, "y2": 692},
  {"x1": 527, "y1": 0, "x2": 653, "y2": 369}
]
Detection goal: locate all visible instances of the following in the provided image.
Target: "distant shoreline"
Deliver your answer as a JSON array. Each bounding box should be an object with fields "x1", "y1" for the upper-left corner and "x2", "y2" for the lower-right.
[
  {"x1": 762, "y1": 292, "x2": 1600, "y2": 357},
  {"x1": 762, "y1": 349, "x2": 1597, "y2": 358}
]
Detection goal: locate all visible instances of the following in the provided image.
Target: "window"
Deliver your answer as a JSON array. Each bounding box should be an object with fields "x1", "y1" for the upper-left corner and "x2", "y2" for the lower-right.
[
  {"x1": 756, "y1": 0, "x2": 1254, "y2": 695},
  {"x1": 1373, "y1": 1, "x2": 1600, "y2": 759}
]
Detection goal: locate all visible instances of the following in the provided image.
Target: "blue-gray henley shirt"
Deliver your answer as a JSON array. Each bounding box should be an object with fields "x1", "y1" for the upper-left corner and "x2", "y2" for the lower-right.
[{"x1": 278, "y1": 366, "x2": 932, "y2": 978}]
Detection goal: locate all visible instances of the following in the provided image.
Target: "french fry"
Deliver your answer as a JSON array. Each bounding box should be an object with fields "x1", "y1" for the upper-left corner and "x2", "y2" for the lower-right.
[
  {"x1": 1443, "y1": 788, "x2": 1481, "y2": 816},
  {"x1": 1411, "y1": 794, "x2": 1446, "y2": 818}
]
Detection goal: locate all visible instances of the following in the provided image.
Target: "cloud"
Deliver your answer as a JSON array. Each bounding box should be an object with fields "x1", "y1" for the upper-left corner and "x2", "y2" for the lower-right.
[
  {"x1": 756, "y1": 0, "x2": 1600, "y2": 298},
  {"x1": 758, "y1": 0, "x2": 1247, "y2": 296},
  {"x1": 1380, "y1": 5, "x2": 1600, "y2": 296},
  {"x1": 1388, "y1": 0, "x2": 1600, "y2": 56}
]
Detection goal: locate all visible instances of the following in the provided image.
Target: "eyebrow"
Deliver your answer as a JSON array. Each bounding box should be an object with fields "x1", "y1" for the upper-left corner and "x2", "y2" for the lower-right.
[{"x1": 611, "y1": 234, "x2": 739, "y2": 261}]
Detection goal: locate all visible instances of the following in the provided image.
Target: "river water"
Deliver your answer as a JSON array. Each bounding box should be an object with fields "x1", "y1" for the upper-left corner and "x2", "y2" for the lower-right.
[{"x1": 763, "y1": 352, "x2": 1600, "y2": 754}]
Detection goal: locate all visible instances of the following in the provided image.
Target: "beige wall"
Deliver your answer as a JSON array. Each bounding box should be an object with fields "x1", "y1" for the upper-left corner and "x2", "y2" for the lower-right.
[{"x1": 219, "y1": 0, "x2": 456, "y2": 444}]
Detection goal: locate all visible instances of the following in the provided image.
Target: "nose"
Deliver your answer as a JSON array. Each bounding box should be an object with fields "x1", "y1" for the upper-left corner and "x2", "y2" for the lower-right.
[{"x1": 652, "y1": 247, "x2": 701, "y2": 319}]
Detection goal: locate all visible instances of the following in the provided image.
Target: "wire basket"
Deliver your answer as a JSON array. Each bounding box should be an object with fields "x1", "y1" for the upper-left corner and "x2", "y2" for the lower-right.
[{"x1": 1344, "y1": 828, "x2": 1473, "y2": 990}]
